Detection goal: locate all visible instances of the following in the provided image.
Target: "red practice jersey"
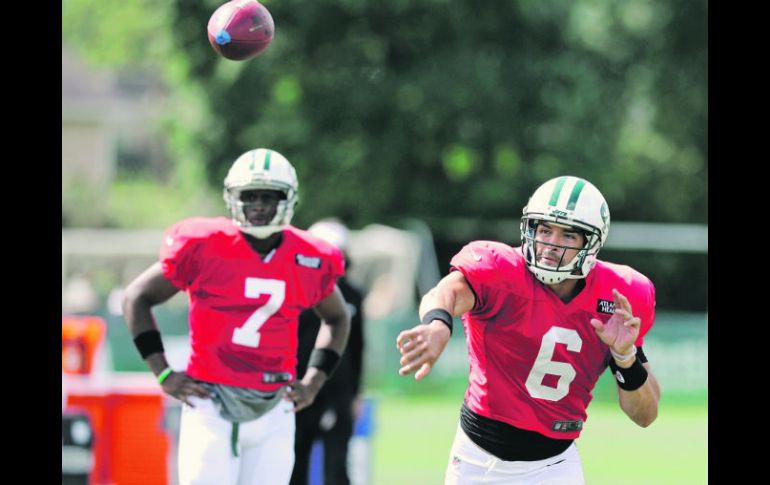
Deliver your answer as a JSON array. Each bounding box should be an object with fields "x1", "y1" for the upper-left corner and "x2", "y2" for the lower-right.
[
  {"x1": 160, "y1": 217, "x2": 345, "y2": 392},
  {"x1": 450, "y1": 241, "x2": 656, "y2": 440}
]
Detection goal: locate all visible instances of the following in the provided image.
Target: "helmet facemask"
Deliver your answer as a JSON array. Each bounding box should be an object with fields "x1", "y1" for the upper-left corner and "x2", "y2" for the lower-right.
[
  {"x1": 521, "y1": 218, "x2": 602, "y2": 285},
  {"x1": 224, "y1": 185, "x2": 296, "y2": 238}
]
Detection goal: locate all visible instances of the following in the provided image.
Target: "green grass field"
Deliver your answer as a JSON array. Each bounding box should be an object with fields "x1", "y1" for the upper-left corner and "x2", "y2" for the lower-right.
[{"x1": 369, "y1": 393, "x2": 707, "y2": 485}]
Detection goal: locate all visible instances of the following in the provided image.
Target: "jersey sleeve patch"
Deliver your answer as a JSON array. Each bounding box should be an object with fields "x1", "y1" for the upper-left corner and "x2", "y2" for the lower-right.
[
  {"x1": 293, "y1": 228, "x2": 346, "y2": 306},
  {"x1": 595, "y1": 262, "x2": 657, "y2": 348},
  {"x1": 295, "y1": 254, "x2": 322, "y2": 269}
]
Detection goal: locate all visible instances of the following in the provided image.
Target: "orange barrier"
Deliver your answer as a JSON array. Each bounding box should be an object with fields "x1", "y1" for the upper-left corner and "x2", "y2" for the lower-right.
[
  {"x1": 62, "y1": 316, "x2": 106, "y2": 375},
  {"x1": 66, "y1": 377, "x2": 170, "y2": 485},
  {"x1": 63, "y1": 316, "x2": 170, "y2": 485}
]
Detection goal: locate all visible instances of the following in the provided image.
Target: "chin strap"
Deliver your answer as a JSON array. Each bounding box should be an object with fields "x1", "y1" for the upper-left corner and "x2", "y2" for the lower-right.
[{"x1": 239, "y1": 224, "x2": 285, "y2": 239}]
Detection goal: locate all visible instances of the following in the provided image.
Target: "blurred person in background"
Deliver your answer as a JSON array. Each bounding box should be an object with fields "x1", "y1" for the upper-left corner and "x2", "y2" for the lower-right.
[
  {"x1": 291, "y1": 219, "x2": 365, "y2": 485},
  {"x1": 397, "y1": 176, "x2": 660, "y2": 485},
  {"x1": 122, "y1": 148, "x2": 350, "y2": 485}
]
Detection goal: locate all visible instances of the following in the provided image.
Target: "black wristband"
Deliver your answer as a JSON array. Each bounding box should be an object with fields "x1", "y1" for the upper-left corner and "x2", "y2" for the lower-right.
[
  {"x1": 308, "y1": 348, "x2": 341, "y2": 377},
  {"x1": 133, "y1": 330, "x2": 165, "y2": 360},
  {"x1": 608, "y1": 356, "x2": 648, "y2": 391},
  {"x1": 421, "y1": 308, "x2": 453, "y2": 336}
]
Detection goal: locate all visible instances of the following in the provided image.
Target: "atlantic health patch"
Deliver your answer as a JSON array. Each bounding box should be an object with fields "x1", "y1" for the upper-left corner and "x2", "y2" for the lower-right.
[{"x1": 596, "y1": 299, "x2": 615, "y2": 315}]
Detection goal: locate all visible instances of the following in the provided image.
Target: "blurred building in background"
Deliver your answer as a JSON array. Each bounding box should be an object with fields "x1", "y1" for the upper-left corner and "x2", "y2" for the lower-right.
[
  {"x1": 62, "y1": 46, "x2": 170, "y2": 227},
  {"x1": 62, "y1": 46, "x2": 121, "y2": 192}
]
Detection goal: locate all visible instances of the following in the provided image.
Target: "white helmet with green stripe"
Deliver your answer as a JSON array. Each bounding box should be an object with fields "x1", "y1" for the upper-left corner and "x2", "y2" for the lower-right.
[
  {"x1": 223, "y1": 148, "x2": 299, "y2": 238},
  {"x1": 520, "y1": 176, "x2": 610, "y2": 284}
]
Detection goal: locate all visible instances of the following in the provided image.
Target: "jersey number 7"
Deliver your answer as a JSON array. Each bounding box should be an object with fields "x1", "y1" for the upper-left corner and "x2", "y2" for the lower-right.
[{"x1": 232, "y1": 278, "x2": 286, "y2": 348}]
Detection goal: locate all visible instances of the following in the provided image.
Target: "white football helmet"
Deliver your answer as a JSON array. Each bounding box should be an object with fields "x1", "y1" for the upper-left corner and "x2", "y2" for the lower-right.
[
  {"x1": 308, "y1": 219, "x2": 350, "y2": 253},
  {"x1": 223, "y1": 148, "x2": 299, "y2": 238},
  {"x1": 520, "y1": 176, "x2": 610, "y2": 284}
]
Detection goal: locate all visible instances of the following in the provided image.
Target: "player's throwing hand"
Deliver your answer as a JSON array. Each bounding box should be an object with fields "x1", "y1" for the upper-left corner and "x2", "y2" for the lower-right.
[{"x1": 396, "y1": 321, "x2": 451, "y2": 381}]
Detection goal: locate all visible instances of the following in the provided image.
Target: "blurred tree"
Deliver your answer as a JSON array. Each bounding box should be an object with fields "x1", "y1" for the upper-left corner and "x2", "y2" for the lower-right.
[
  {"x1": 63, "y1": 0, "x2": 707, "y2": 308},
  {"x1": 64, "y1": 0, "x2": 706, "y2": 225}
]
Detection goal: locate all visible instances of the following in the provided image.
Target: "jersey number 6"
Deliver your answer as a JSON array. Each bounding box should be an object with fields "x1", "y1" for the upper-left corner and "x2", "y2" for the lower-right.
[
  {"x1": 232, "y1": 278, "x2": 286, "y2": 348},
  {"x1": 525, "y1": 326, "x2": 582, "y2": 401}
]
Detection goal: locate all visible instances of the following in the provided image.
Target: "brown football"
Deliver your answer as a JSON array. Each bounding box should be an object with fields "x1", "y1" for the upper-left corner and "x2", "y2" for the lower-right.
[{"x1": 207, "y1": 0, "x2": 274, "y2": 61}]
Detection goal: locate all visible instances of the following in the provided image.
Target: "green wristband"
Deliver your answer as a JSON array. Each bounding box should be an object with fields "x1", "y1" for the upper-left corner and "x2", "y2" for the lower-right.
[{"x1": 157, "y1": 367, "x2": 173, "y2": 385}]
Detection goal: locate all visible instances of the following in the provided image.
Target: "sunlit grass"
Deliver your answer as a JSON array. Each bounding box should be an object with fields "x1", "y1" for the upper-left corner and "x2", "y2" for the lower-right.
[{"x1": 369, "y1": 393, "x2": 707, "y2": 485}]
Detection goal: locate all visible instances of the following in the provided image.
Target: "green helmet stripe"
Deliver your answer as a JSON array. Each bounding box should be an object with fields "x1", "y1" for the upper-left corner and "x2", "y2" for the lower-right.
[
  {"x1": 566, "y1": 179, "x2": 586, "y2": 210},
  {"x1": 264, "y1": 150, "x2": 272, "y2": 170},
  {"x1": 549, "y1": 176, "x2": 567, "y2": 206},
  {"x1": 249, "y1": 151, "x2": 256, "y2": 171}
]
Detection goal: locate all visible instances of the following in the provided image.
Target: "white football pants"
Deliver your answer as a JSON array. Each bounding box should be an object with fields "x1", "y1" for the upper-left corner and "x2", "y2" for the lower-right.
[
  {"x1": 444, "y1": 425, "x2": 585, "y2": 485},
  {"x1": 178, "y1": 395, "x2": 295, "y2": 485}
]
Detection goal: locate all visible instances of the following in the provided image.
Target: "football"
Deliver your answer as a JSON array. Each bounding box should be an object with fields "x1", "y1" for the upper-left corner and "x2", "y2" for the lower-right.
[{"x1": 207, "y1": 0, "x2": 274, "y2": 61}]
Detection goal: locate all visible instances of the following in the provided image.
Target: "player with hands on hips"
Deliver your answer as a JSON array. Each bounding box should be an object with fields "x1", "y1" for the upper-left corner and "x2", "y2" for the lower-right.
[
  {"x1": 123, "y1": 148, "x2": 350, "y2": 485},
  {"x1": 397, "y1": 176, "x2": 660, "y2": 485}
]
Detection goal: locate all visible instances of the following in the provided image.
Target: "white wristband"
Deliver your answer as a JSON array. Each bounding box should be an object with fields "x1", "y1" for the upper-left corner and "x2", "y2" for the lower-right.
[{"x1": 610, "y1": 346, "x2": 636, "y2": 363}]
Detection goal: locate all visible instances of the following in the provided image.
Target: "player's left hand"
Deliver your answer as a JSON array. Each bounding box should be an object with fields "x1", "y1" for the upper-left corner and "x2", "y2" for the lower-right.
[
  {"x1": 284, "y1": 371, "x2": 325, "y2": 413},
  {"x1": 590, "y1": 288, "x2": 641, "y2": 356}
]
